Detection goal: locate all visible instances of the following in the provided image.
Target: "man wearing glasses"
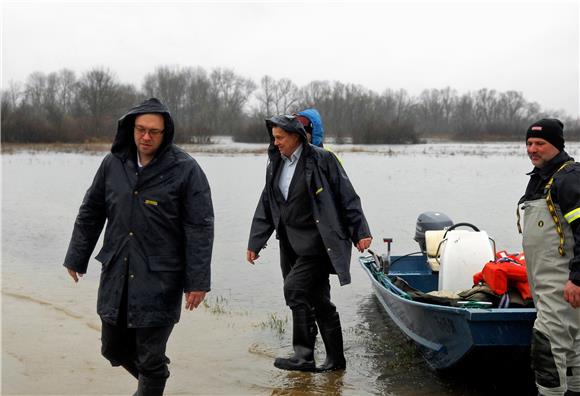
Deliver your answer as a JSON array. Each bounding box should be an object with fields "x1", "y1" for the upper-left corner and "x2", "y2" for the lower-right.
[{"x1": 64, "y1": 97, "x2": 214, "y2": 395}]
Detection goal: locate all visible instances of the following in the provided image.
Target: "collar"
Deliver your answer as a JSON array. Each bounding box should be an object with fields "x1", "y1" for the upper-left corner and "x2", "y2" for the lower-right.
[
  {"x1": 526, "y1": 151, "x2": 573, "y2": 177},
  {"x1": 281, "y1": 143, "x2": 303, "y2": 165}
]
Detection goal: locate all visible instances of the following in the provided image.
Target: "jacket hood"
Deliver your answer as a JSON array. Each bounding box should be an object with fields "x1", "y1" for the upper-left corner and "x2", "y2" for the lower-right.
[
  {"x1": 265, "y1": 114, "x2": 309, "y2": 158},
  {"x1": 112, "y1": 97, "x2": 175, "y2": 159},
  {"x1": 297, "y1": 108, "x2": 324, "y2": 147}
]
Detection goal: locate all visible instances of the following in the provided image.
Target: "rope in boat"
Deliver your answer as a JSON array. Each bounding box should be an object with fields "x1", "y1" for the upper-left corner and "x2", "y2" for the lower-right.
[{"x1": 365, "y1": 259, "x2": 412, "y2": 300}]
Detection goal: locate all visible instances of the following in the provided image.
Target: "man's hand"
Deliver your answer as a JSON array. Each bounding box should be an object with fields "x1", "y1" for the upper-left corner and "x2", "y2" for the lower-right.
[
  {"x1": 356, "y1": 237, "x2": 372, "y2": 253},
  {"x1": 67, "y1": 268, "x2": 83, "y2": 283},
  {"x1": 246, "y1": 250, "x2": 259, "y2": 265},
  {"x1": 564, "y1": 280, "x2": 580, "y2": 308},
  {"x1": 185, "y1": 291, "x2": 206, "y2": 310}
]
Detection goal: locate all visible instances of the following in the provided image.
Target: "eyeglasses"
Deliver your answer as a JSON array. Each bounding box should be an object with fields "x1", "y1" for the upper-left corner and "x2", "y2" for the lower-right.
[{"x1": 134, "y1": 125, "x2": 164, "y2": 137}]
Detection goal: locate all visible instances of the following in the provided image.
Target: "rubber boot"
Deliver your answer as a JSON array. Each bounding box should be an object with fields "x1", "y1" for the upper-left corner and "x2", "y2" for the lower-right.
[
  {"x1": 316, "y1": 312, "x2": 346, "y2": 372},
  {"x1": 274, "y1": 309, "x2": 317, "y2": 372},
  {"x1": 135, "y1": 376, "x2": 167, "y2": 396}
]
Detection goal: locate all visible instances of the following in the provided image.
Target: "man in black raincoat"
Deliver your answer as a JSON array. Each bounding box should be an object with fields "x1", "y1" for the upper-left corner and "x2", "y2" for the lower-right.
[
  {"x1": 247, "y1": 114, "x2": 372, "y2": 372},
  {"x1": 64, "y1": 98, "x2": 214, "y2": 395}
]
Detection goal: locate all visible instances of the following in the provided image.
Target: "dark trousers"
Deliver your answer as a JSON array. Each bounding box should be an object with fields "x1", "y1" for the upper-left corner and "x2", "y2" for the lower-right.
[
  {"x1": 101, "y1": 282, "x2": 174, "y2": 379},
  {"x1": 280, "y1": 236, "x2": 337, "y2": 320}
]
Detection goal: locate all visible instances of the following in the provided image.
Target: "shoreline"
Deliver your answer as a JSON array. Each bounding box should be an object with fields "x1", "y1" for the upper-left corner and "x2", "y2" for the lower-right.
[
  {"x1": 0, "y1": 142, "x2": 267, "y2": 156},
  {"x1": 0, "y1": 273, "x2": 275, "y2": 396},
  {"x1": 1, "y1": 141, "x2": 557, "y2": 157}
]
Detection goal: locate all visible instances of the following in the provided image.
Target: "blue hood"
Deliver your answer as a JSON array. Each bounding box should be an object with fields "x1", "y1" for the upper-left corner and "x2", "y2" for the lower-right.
[{"x1": 298, "y1": 108, "x2": 324, "y2": 147}]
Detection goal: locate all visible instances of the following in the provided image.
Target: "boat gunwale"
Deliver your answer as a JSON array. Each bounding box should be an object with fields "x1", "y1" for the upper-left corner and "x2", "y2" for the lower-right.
[{"x1": 359, "y1": 255, "x2": 536, "y2": 322}]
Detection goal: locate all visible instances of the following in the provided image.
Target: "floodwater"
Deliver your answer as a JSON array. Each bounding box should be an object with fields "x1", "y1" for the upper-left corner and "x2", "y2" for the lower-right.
[{"x1": 3, "y1": 142, "x2": 578, "y2": 395}]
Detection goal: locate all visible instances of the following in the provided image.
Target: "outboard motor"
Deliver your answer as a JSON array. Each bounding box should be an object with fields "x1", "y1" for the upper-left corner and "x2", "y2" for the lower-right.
[{"x1": 414, "y1": 212, "x2": 453, "y2": 253}]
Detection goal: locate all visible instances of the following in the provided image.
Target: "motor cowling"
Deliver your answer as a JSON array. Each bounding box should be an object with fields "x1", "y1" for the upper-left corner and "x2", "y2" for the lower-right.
[{"x1": 414, "y1": 212, "x2": 453, "y2": 253}]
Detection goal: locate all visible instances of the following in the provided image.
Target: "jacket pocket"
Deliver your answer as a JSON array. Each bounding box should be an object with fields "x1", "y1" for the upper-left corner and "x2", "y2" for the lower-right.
[
  {"x1": 95, "y1": 247, "x2": 116, "y2": 270},
  {"x1": 147, "y1": 256, "x2": 184, "y2": 272}
]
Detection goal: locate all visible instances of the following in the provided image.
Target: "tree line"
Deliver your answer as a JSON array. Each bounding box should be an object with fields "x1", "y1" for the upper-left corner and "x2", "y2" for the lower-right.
[{"x1": 2, "y1": 65, "x2": 579, "y2": 144}]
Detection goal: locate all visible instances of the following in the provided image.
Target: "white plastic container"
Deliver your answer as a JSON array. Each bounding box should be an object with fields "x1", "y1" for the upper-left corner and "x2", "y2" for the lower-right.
[{"x1": 437, "y1": 230, "x2": 494, "y2": 292}]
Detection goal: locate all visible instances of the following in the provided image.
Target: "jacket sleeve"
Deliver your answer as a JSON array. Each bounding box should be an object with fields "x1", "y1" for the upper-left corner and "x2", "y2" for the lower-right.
[
  {"x1": 63, "y1": 157, "x2": 108, "y2": 273},
  {"x1": 325, "y1": 152, "x2": 371, "y2": 243},
  {"x1": 248, "y1": 186, "x2": 275, "y2": 254},
  {"x1": 557, "y1": 169, "x2": 580, "y2": 285},
  {"x1": 182, "y1": 162, "x2": 214, "y2": 292}
]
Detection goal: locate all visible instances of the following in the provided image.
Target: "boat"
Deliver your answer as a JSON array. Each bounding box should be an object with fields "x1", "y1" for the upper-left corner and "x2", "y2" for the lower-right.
[{"x1": 359, "y1": 212, "x2": 536, "y2": 370}]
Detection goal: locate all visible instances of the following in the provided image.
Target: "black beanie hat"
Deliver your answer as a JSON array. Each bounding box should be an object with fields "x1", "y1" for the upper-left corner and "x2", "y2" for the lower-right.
[{"x1": 526, "y1": 118, "x2": 565, "y2": 151}]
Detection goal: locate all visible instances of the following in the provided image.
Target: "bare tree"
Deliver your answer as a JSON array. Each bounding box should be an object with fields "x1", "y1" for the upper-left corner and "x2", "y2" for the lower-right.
[
  {"x1": 298, "y1": 80, "x2": 332, "y2": 109},
  {"x1": 23, "y1": 72, "x2": 47, "y2": 109},
  {"x1": 210, "y1": 68, "x2": 256, "y2": 134},
  {"x1": 143, "y1": 65, "x2": 189, "y2": 117},
  {"x1": 451, "y1": 93, "x2": 476, "y2": 139},
  {"x1": 5, "y1": 80, "x2": 22, "y2": 108},
  {"x1": 272, "y1": 78, "x2": 299, "y2": 114},
  {"x1": 255, "y1": 75, "x2": 276, "y2": 116},
  {"x1": 77, "y1": 67, "x2": 122, "y2": 138},
  {"x1": 474, "y1": 88, "x2": 499, "y2": 126},
  {"x1": 56, "y1": 69, "x2": 77, "y2": 114},
  {"x1": 182, "y1": 67, "x2": 213, "y2": 138}
]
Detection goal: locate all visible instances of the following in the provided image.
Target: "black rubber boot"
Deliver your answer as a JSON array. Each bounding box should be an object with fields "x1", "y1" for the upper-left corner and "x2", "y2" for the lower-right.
[
  {"x1": 135, "y1": 376, "x2": 167, "y2": 396},
  {"x1": 316, "y1": 312, "x2": 346, "y2": 372},
  {"x1": 274, "y1": 309, "x2": 317, "y2": 372}
]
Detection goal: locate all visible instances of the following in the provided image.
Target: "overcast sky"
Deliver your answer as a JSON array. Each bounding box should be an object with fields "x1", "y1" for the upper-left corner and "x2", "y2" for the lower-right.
[{"x1": 2, "y1": 0, "x2": 579, "y2": 117}]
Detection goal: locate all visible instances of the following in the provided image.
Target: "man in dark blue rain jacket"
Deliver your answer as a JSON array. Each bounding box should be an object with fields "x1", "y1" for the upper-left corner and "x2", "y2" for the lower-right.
[
  {"x1": 247, "y1": 114, "x2": 372, "y2": 372},
  {"x1": 63, "y1": 98, "x2": 214, "y2": 395}
]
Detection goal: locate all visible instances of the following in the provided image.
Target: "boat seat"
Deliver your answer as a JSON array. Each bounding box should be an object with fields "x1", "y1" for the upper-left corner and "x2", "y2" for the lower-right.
[
  {"x1": 438, "y1": 230, "x2": 494, "y2": 292},
  {"x1": 425, "y1": 230, "x2": 446, "y2": 271}
]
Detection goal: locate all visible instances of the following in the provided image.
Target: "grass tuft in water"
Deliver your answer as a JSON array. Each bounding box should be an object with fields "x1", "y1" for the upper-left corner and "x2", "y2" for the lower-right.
[
  {"x1": 202, "y1": 295, "x2": 229, "y2": 315},
  {"x1": 258, "y1": 313, "x2": 288, "y2": 335}
]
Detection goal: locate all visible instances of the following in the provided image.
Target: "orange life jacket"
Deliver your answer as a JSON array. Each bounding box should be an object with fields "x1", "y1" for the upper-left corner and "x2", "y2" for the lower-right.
[{"x1": 473, "y1": 251, "x2": 532, "y2": 301}]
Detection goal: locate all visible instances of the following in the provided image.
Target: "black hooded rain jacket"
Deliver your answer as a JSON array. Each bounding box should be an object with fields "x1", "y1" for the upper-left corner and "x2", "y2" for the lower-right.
[
  {"x1": 64, "y1": 98, "x2": 214, "y2": 327},
  {"x1": 248, "y1": 115, "x2": 371, "y2": 285}
]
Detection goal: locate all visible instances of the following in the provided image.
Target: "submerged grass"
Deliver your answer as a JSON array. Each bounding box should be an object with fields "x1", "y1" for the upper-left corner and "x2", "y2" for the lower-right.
[
  {"x1": 257, "y1": 313, "x2": 288, "y2": 336},
  {"x1": 202, "y1": 295, "x2": 230, "y2": 315}
]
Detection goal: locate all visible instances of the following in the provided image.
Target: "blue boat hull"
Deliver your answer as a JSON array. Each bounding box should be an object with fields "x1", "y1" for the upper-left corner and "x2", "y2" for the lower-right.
[{"x1": 359, "y1": 255, "x2": 536, "y2": 369}]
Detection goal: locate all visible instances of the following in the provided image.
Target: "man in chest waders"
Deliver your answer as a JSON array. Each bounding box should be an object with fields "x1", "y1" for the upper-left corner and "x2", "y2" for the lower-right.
[{"x1": 518, "y1": 118, "x2": 580, "y2": 396}]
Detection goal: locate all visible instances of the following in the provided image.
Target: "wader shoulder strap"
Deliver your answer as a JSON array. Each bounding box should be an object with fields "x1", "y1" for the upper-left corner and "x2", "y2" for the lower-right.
[{"x1": 516, "y1": 198, "x2": 524, "y2": 234}]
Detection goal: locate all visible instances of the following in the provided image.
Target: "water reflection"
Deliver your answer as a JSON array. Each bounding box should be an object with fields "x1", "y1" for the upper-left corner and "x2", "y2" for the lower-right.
[
  {"x1": 270, "y1": 370, "x2": 348, "y2": 396},
  {"x1": 355, "y1": 294, "x2": 537, "y2": 395},
  {"x1": 355, "y1": 295, "x2": 434, "y2": 395}
]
